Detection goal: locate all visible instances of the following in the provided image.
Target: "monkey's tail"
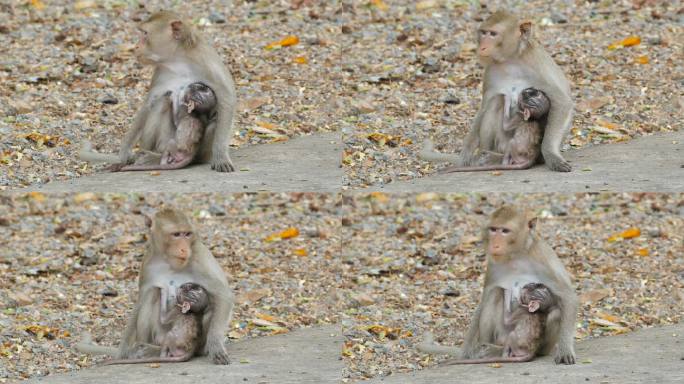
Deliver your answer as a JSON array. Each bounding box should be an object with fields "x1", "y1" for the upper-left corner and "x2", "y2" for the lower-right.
[
  {"x1": 415, "y1": 332, "x2": 462, "y2": 356},
  {"x1": 440, "y1": 353, "x2": 535, "y2": 365},
  {"x1": 79, "y1": 141, "x2": 119, "y2": 163},
  {"x1": 102, "y1": 353, "x2": 193, "y2": 365},
  {"x1": 74, "y1": 333, "x2": 118, "y2": 356},
  {"x1": 438, "y1": 160, "x2": 535, "y2": 173},
  {"x1": 418, "y1": 140, "x2": 460, "y2": 164}
]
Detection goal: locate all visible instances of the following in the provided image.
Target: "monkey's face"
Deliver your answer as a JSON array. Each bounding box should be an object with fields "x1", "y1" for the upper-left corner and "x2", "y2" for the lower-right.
[
  {"x1": 520, "y1": 283, "x2": 552, "y2": 313},
  {"x1": 478, "y1": 18, "x2": 520, "y2": 64},
  {"x1": 135, "y1": 22, "x2": 175, "y2": 64},
  {"x1": 164, "y1": 229, "x2": 194, "y2": 270},
  {"x1": 519, "y1": 88, "x2": 550, "y2": 121},
  {"x1": 487, "y1": 224, "x2": 516, "y2": 260},
  {"x1": 178, "y1": 283, "x2": 209, "y2": 314}
]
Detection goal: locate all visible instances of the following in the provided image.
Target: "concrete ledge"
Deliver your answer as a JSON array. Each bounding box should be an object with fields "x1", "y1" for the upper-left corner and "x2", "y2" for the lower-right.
[
  {"x1": 20, "y1": 133, "x2": 342, "y2": 193},
  {"x1": 367, "y1": 323, "x2": 684, "y2": 384},
  {"x1": 372, "y1": 131, "x2": 683, "y2": 192},
  {"x1": 23, "y1": 325, "x2": 342, "y2": 384}
]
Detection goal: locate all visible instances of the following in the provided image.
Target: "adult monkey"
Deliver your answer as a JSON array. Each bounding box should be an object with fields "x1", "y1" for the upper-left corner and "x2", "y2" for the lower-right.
[
  {"x1": 82, "y1": 11, "x2": 236, "y2": 172},
  {"x1": 417, "y1": 205, "x2": 578, "y2": 364},
  {"x1": 420, "y1": 11, "x2": 574, "y2": 172}
]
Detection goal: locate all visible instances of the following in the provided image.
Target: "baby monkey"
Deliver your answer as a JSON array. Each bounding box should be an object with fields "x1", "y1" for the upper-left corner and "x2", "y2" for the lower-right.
[
  {"x1": 104, "y1": 282, "x2": 209, "y2": 365},
  {"x1": 114, "y1": 82, "x2": 217, "y2": 172},
  {"x1": 441, "y1": 282, "x2": 555, "y2": 365},
  {"x1": 441, "y1": 87, "x2": 550, "y2": 173}
]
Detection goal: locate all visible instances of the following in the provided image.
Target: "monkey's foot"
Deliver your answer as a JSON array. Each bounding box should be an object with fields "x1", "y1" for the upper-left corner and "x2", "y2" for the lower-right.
[
  {"x1": 108, "y1": 163, "x2": 125, "y2": 172},
  {"x1": 210, "y1": 349, "x2": 231, "y2": 365},
  {"x1": 211, "y1": 159, "x2": 235, "y2": 172},
  {"x1": 554, "y1": 349, "x2": 576, "y2": 365},
  {"x1": 545, "y1": 155, "x2": 572, "y2": 172}
]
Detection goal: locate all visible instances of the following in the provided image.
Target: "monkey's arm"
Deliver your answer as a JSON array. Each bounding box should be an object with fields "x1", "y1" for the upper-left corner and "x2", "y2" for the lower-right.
[
  {"x1": 159, "y1": 286, "x2": 174, "y2": 325},
  {"x1": 553, "y1": 290, "x2": 578, "y2": 364},
  {"x1": 203, "y1": 287, "x2": 234, "y2": 364},
  {"x1": 539, "y1": 85, "x2": 573, "y2": 172},
  {"x1": 209, "y1": 84, "x2": 236, "y2": 173}
]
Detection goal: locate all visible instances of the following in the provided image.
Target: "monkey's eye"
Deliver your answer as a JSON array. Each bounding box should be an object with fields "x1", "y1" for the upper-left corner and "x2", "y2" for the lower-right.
[
  {"x1": 184, "y1": 232, "x2": 193, "y2": 237},
  {"x1": 501, "y1": 228, "x2": 511, "y2": 234},
  {"x1": 489, "y1": 31, "x2": 498, "y2": 37},
  {"x1": 172, "y1": 232, "x2": 182, "y2": 237}
]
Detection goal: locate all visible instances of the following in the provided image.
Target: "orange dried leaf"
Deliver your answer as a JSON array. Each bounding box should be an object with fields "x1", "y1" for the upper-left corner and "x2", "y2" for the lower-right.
[
  {"x1": 279, "y1": 227, "x2": 299, "y2": 239},
  {"x1": 293, "y1": 248, "x2": 308, "y2": 257},
  {"x1": 265, "y1": 35, "x2": 299, "y2": 49},
  {"x1": 621, "y1": 36, "x2": 641, "y2": 47},
  {"x1": 27, "y1": 192, "x2": 46, "y2": 202},
  {"x1": 369, "y1": 191, "x2": 389, "y2": 203},
  {"x1": 608, "y1": 35, "x2": 641, "y2": 50},
  {"x1": 256, "y1": 313, "x2": 278, "y2": 322},
  {"x1": 620, "y1": 227, "x2": 641, "y2": 239},
  {"x1": 30, "y1": 0, "x2": 45, "y2": 10},
  {"x1": 256, "y1": 121, "x2": 277, "y2": 130},
  {"x1": 371, "y1": 0, "x2": 388, "y2": 11},
  {"x1": 634, "y1": 55, "x2": 649, "y2": 64},
  {"x1": 597, "y1": 120, "x2": 619, "y2": 130},
  {"x1": 293, "y1": 56, "x2": 308, "y2": 64},
  {"x1": 598, "y1": 313, "x2": 621, "y2": 323},
  {"x1": 636, "y1": 248, "x2": 649, "y2": 256}
]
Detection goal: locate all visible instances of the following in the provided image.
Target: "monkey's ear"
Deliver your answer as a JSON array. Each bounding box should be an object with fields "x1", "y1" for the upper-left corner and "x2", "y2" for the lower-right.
[
  {"x1": 170, "y1": 20, "x2": 184, "y2": 40},
  {"x1": 519, "y1": 21, "x2": 533, "y2": 40},
  {"x1": 523, "y1": 108, "x2": 531, "y2": 121},
  {"x1": 144, "y1": 214, "x2": 153, "y2": 228},
  {"x1": 527, "y1": 216, "x2": 538, "y2": 230}
]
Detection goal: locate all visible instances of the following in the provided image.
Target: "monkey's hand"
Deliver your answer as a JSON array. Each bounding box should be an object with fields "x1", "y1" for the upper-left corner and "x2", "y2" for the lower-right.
[
  {"x1": 211, "y1": 153, "x2": 235, "y2": 173},
  {"x1": 205, "y1": 339, "x2": 230, "y2": 365},
  {"x1": 554, "y1": 345, "x2": 576, "y2": 365}
]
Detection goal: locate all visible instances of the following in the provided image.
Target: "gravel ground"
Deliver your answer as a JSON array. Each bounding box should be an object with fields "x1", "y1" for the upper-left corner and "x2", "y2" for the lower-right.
[
  {"x1": 338, "y1": 193, "x2": 684, "y2": 381},
  {"x1": 0, "y1": 0, "x2": 345, "y2": 188},
  {"x1": 0, "y1": 192, "x2": 343, "y2": 382},
  {"x1": 339, "y1": 0, "x2": 683, "y2": 188}
]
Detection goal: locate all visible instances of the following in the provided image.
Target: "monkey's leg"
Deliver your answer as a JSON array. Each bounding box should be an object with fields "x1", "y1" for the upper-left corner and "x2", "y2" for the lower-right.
[{"x1": 539, "y1": 87, "x2": 573, "y2": 172}]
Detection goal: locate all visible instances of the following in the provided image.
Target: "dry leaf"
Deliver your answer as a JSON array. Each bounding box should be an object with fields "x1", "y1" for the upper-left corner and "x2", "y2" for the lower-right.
[
  {"x1": 293, "y1": 248, "x2": 308, "y2": 256},
  {"x1": 636, "y1": 248, "x2": 649, "y2": 256},
  {"x1": 265, "y1": 35, "x2": 299, "y2": 49},
  {"x1": 371, "y1": 0, "x2": 388, "y2": 11},
  {"x1": 237, "y1": 288, "x2": 271, "y2": 304},
  {"x1": 580, "y1": 288, "x2": 611, "y2": 304},
  {"x1": 634, "y1": 55, "x2": 649, "y2": 64},
  {"x1": 27, "y1": 192, "x2": 46, "y2": 202},
  {"x1": 608, "y1": 35, "x2": 641, "y2": 50},
  {"x1": 577, "y1": 96, "x2": 613, "y2": 113},
  {"x1": 74, "y1": 1, "x2": 96, "y2": 10},
  {"x1": 30, "y1": 0, "x2": 45, "y2": 10},
  {"x1": 416, "y1": 1, "x2": 438, "y2": 10},
  {"x1": 293, "y1": 56, "x2": 308, "y2": 64},
  {"x1": 73, "y1": 193, "x2": 96, "y2": 204},
  {"x1": 608, "y1": 227, "x2": 641, "y2": 242},
  {"x1": 265, "y1": 227, "x2": 299, "y2": 242},
  {"x1": 369, "y1": 191, "x2": 389, "y2": 203}
]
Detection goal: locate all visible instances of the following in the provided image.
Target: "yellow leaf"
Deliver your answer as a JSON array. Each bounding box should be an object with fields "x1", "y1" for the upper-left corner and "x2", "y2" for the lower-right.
[
  {"x1": 608, "y1": 35, "x2": 641, "y2": 50},
  {"x1": 265, "y1": 227, "x2": 299, "y2": 242},
  {"x1": 621, "y1": 36, "x2": 641, "y2": 47},
  {"x1": 371, "y1": 0, "x2": 388, "y2": 11},
  {"x1": 598, "y1": 313, "x2": 621, "y2": 323},
  {"x1": 30, "y1": 0, "x2": 45, "y2": 10},
  {"x1": 634, "y1": 55, "x2": 649, "y2": 64},
  {"x1": 256, "y1": 121, "x2": 277, "y2": 130},
  {"x1": 265, "y1": 35, "x2": 299, "y2": 50},
  {"x1": 636, "y1": 248, "x2": 649, "y2": 256},
  {"x1": 607, "y1": 227, "x2": 640, "y2": 242},
  {"x1": 489, "y1": 363, "x2": 502, "y2": 368},
  {"x1": 369, "y1": 191, "x2": 389, "y2": 203},
  {"x1": 620, "y1": 227, "x2": 641, "y2": 239},
  {"x1": 74, "y1": 1, "x2": 96, "y2": 10},
  {"x1": 256, "y1": 313, "x2": 277, "y2": 322},
  {"x1": 293, "y1": 56, "x2": 308, "y2": 64},
  {"x1": 73, "y1": 192, "x2": 96, "y2": 204},
  {"x1": 27, "y1": 192, "x2": 45, "y2": 202},
  {"x1": 293, "y1": 248, "x2": 308, "y2": 257},
  {"x1": 597, "y1": 120, "x2": 619, "y2": 130}
]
